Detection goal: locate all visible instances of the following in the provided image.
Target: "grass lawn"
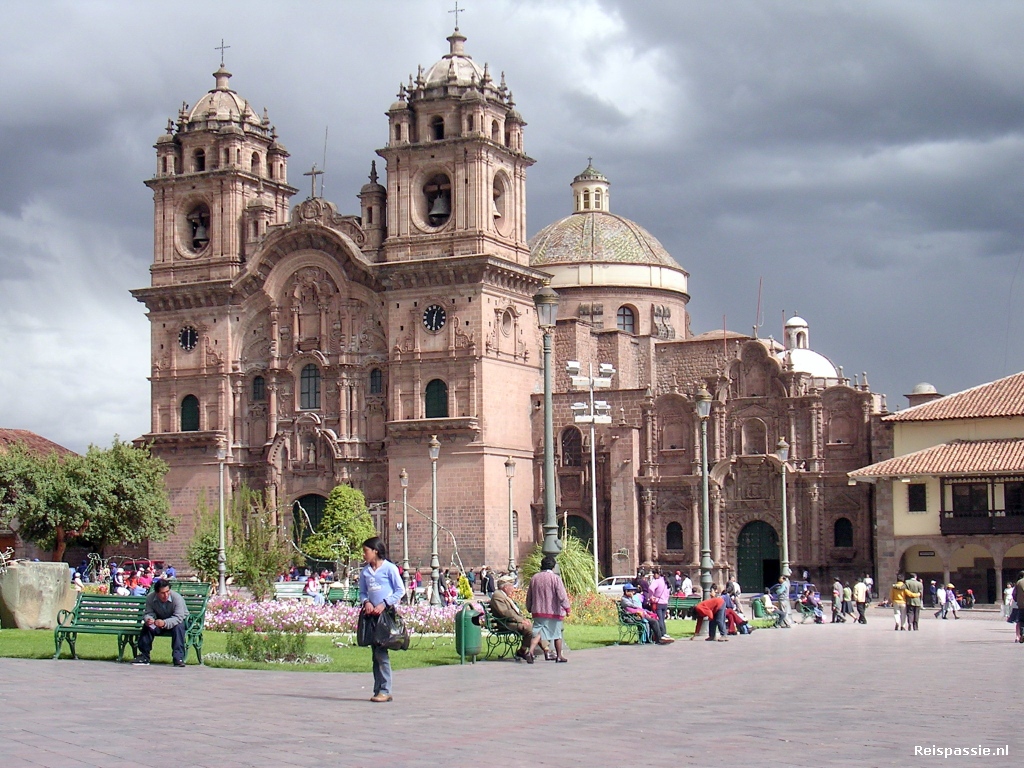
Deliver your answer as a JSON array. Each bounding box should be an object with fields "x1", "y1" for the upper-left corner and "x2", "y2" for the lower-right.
[{"x1": 0, "y1": 619, "x2": 709, "y2": 672}]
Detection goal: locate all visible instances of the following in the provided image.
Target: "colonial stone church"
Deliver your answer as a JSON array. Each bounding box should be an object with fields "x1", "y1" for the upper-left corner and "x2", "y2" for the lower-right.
[{"x1": 133, "y1": 28, "x2": 881, "y2": 590}]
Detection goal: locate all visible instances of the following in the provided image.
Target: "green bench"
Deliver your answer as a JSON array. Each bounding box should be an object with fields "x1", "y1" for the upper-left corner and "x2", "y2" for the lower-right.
[
  {"x1": 54, "y1": 592, "x2": 209, "y2": 664},
  {"x1": 274, "y1": 582, "x2": 313, "y2": 601},
  {"x1": 326, "y1": 585, "x2": 359, "y2": 605},
  {"x1": 667, "y1": 596, "x2": 700, "y2": 619},
  {"x1": 616, "y1": 604, "x2": 649, "y2": 645},
  {"x1": 481, "y1": 603, "x2": 522, "y2": 660},
  {"x1": 169, "y1": 580, "x2": 212, "y2": 597}
]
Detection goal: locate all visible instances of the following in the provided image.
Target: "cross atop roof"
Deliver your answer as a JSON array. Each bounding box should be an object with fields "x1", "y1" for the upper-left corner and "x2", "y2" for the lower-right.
[{"x1": 215, "y1": 39, "x2": 231, "y2": 68}]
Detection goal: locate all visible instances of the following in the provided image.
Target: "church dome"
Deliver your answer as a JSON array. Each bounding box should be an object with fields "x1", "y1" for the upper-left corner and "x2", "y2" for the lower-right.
[
  {"x1": 422, "y1": 29, "x2": 485, "y2": 88},
  {"x1": 777, "y1": 315, "x2": 839, "y2": 379},
  {"x1": 186, "y1": 67, "x2": 262, "y2": 128},
  {"x1": 911, "y1": 382, "x2": 938, "y2": 395},
  {"x1": 530, "y1": 211, "x2": 678, "y2": 268}
]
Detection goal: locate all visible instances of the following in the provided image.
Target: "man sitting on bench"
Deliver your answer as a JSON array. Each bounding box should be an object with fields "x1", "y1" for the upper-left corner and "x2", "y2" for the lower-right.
[
  {"x1": 489, "y1": 574, "x2": 544, "y2": 663},
  {"x1": 133, "y1": 578, "x2": 188, "y2": 667}
]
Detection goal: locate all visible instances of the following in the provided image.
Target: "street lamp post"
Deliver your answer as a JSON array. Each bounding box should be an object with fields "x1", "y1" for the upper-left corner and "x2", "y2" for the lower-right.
[
  {"x1": 399, "y1": 468, "x2": 410, "y2": 596},
  {"x1": 775, "y1": 437, "x2": 792, "y2": 578},
  {"x1": 217, "y1": 446, "x2": 227, "y2": 597},
  {"x1": 568, "y1": 361, "x2": 614, "y2": 587},
  {"x1": 428, "y1": 435, "x2": 441, "y2": 606},
  {"x1": 696, "y1": 387, "x2": 713, "y2": 601},
  {"x1": 533, "y1": 283, "x2": 561, "y2": 561},
  {"x1": 505, "y1": 456, "x2": 516, "y2": 574}
]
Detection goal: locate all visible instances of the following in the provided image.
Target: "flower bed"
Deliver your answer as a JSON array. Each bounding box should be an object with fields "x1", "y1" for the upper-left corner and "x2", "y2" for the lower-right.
[{"x1": 205, "y1": 597, "x2": 460, "y2": 635}]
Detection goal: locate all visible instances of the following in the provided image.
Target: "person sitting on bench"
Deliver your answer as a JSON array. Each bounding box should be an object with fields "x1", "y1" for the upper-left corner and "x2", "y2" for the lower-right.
[
  {"x1": 133, "y1": 578, "x2": 188, "y2": 667},
  {"x1": 621, "y1": 583, "x2": 673, "y2": 644},
  {"x1": 489, "y1": 574, "x2": 546, "y2": 662}
]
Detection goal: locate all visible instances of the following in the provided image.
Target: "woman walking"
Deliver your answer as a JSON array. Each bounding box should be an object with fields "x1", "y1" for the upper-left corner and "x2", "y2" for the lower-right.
[
  {"x1": 359, "y1": 536, "x2": 405, "y2": 702},
  {"x1": 526, "y1": 555, "x2": 571, "y2": 662},
  {"x1": 890, "y1": 578, "x2": 908, "y2": 630}
]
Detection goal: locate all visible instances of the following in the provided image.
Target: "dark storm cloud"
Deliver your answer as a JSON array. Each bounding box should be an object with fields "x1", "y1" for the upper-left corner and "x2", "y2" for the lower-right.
[{"x1": 1, "y1": 0, "x2": 1023, "y2": 450}]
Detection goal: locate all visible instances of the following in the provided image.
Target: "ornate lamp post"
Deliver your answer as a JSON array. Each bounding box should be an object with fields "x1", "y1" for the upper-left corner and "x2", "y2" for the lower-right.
[
  {"x1": 568, "y1": 361, "x2": 614, "y2": 587},
  {"x1": 775, "y1": 437, "x2": 792, "y2": 578},
  {"x1": 217, "y1": 446, "x2": 228, "y2": 597},
  {"x1": 399, "y1": 468, "x2": 410, "y2": 595},
  {"x1": 505, "y1": 456, "x2": 516, "y2": 574},
  {"x1": 428, "y1": 435, "x2": 441, "y2": 606},
  {"x1": 533, "y1": 283, "x2": 561, "y2": 561},
  {"x1": 695, "y1": 387, "x2": 713, "y2": 601}
]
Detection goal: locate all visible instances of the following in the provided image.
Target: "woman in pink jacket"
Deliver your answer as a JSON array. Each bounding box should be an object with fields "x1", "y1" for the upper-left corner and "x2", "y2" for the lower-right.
[
  {"x1": 526, "y1": 555, "x2": 571, "y2": 662},
  {"x1": 644, "y1": 568, "x2": 671, "y2": 640}
]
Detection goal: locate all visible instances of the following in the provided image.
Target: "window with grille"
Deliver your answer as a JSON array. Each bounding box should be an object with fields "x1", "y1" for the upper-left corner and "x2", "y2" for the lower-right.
[
  {"x1": 300, "y1": 364, "x2": 321, "y2": 410},
  {"x1": 561, "y1": 427, "x2": 583, "y2": 467},
  {"x1": 616, "y1": 306, "x2": 636, "y2": 334},
  {"x1": 666, "y1": 522, "x2": 683, "y2": 550},
  {"x1": 252, "y1": 376, "x2": 265, "y2": 401},
  {"x1": 369, "y1": 368, "x2": 383, "y2": 395},
  {"x1": 907, "y1": 483, "x2": 926, "y2": 513}
]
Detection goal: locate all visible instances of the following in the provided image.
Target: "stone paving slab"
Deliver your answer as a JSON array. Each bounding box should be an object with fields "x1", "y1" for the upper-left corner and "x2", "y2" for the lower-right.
[{"x1": 0, "y1": 610, "x2": 1018, "y2": 767}]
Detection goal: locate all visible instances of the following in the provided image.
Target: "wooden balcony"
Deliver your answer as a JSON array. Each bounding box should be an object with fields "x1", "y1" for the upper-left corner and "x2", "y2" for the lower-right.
[{"x1": 940, "y1": 509, "x2": 1024, "y2": 535}]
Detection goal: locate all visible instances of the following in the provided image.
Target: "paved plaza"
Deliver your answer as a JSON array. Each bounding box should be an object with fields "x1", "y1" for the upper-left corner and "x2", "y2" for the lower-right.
[{"x1": 1, "y1": 609, "x2": 1017, "y2": 768}]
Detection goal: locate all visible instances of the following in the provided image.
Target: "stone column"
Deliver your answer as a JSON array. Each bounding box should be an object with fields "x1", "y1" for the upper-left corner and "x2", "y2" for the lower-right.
[
  {"x1": 268, "y1": 384, "x2": 279, "y2": 439},
  {"x1": 711, "y1": 485, "x2": 723, "y2": 565}
]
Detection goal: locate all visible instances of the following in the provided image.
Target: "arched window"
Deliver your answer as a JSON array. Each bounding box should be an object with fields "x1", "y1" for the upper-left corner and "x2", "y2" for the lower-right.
[
  {"x1": 180, "y1": 395, "x2": 200, "y2": 432},
  {"x1": 251, "y1": 152, "x2": 261, "y2": 175},
  {"x1": 161, "y1": 157, "x2": 168, "y2": 174},
  {"x1": 268, "y1": 162, "x2": 275, "y2": 179},
  {"x1": 430, "y1": 116, "x2": 445, "y2": 141},
  {"x1": 616, "y1": 306, "x2": 636, "y2": 334},
  {"x1": 394, "y1": 124, "x2": 401, "y2": 141},
  {"x1": 193, "y1": 149, "x2": 205, "y2": 172},
  {"x1": 583, "y1": 190, "x2": 591, "y2": 210},
  {"x1": 425, "y1": 379, "x2": 448, "y2": 418},
  {"x1": 834, "y1": 517, "x2": 854, "y2": 548},
  {"x1": 561, "y1": 427, "x2": 583, "y2": 467},
  {"x1": 223, "y1": 148, "x2": 230, "y2": 166},
  {"x1": 467, "y1": 114, "x2": 474, "y2": 132},
  {"x1": 300, "y1": 364, "x2": 321, "y2": 410},
  {"x1": 666, "y1": 522, "x2": 684, "y2": 550},
  {"x1": 741, "y1": 419, "x2": 767, "y2": 455},
  {"x1": 491, "y1": 120, "x2": 500, "y2": 142},
  {"x1": 828, "y1": 415, "x2": 855, "y2": 444},
  {"x1": 252, "y1": 376, "x2": 265, "y2": 401},
  {"x1": 595, "y1": 189, "x2": 602, "y2": 209},
  {"x1": 369, "y1": 368, "x2": 383, "y2": 395}
]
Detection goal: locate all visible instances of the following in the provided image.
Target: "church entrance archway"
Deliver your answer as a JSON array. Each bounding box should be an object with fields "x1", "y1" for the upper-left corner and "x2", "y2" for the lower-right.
[
  {"x1": 293, "y1": 493, "x2": 328, "y2": 571},
  {"x1": 565, "y1": 514, "x2": 593, "y2": 551},
  {"x1": 737, "y1": 520, "x2": 779, "y2": 593}
]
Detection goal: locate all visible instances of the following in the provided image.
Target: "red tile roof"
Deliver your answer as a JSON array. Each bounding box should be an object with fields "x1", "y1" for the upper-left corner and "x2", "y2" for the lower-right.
[
  {"x1": 884, "y1": 371, "x2": 1024, "y2": 422},
  {"x1": 0, "y1": 429, "x2": 75, "y2": 457},
  {"x1": 849, "y1": 438, "x2": 1024, "y2": 479}
]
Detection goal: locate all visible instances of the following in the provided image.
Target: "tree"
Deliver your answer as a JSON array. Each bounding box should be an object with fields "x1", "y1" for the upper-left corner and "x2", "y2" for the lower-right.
[
  {"x1": 229, "y1": 486, "x2": 294, "y2": 601},
  {"x1": 0, "y1": 437, "x2": 172, "y2": 561},
  {"x1": 302, "y1": 484, "x2": 376, "y2": 575}
]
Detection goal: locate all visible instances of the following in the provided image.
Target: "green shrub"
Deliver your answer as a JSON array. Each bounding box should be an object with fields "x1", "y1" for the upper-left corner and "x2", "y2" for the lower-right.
[
  {"x1": 519, "y1": 535, "x2": 597, "y2": 597},
  {"x1": 225, "y1": 629, "x2": 307, "y2": 662}
]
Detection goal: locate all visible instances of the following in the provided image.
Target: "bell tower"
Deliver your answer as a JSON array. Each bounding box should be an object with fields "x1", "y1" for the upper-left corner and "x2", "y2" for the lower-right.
[
  {"x1": 377, "y1": 27, "x2": 532, "y2": 265},
  {"x1": 146, "y1": 65, "x2": 297, "y2": 286}
]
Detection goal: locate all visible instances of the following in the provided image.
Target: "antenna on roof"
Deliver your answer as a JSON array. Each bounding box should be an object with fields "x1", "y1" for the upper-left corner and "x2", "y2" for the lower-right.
[{"x1": 752, "y1": 277, "x2": 764, "y2": 339}]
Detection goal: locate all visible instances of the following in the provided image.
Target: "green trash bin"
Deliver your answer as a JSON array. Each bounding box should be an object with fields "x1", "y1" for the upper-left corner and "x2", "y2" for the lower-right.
[
  {"x1": 752, "y1": 597, "x2": 766, "y2": 619},
  {"x1": 455, "y1": 605, "x2": 482, "y2": 664}
]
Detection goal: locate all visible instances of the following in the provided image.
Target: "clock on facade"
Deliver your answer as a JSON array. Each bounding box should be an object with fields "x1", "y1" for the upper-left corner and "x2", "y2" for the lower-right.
[
  {"x1": 178, "y1": 326, "x2": 199, "y2": 351},
  {"x1": 422, "y1": 304, "x2": 447, "y2": 332}
]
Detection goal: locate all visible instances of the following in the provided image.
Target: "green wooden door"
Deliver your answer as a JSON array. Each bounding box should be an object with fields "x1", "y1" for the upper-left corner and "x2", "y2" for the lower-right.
[{"x1": 737, "y1": 520, "x2": 780, "y2": 593}]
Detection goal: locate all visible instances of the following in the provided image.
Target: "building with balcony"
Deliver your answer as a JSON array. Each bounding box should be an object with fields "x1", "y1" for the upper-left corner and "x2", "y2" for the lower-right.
[{"x1": 850, "y1": 373, "x2": 1024, "y2": 602}]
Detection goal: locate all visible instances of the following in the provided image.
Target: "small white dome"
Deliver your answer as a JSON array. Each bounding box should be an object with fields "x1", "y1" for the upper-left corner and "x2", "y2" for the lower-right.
[
  {"x1": 911, "y1": 382, "x2": 938, "y2": 395},
  {"x1": 785, "y1": 316, "x2": 808, "y2": 328},
  {"x1": 777, "y1": 348, "x2": 839, "y2": 379}
]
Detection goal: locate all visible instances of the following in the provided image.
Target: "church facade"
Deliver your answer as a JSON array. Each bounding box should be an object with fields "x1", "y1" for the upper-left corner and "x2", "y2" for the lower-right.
[{"x1": 134, "y1": 28, "x2": 881, "y2": 590}]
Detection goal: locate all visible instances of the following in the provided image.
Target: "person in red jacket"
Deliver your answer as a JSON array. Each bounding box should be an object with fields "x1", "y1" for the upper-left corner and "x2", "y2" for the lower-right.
[{"x1": 690, "y1": 595, "x2": 728, "y2": 641}]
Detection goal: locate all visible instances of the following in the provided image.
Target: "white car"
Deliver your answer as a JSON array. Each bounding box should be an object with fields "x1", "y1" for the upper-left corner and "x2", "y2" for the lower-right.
[{"x1": 596, "y1": 575, "x2": 634, "y2": 597}]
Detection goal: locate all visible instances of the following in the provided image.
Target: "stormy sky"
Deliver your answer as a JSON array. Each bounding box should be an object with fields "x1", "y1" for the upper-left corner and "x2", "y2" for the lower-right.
[{"x1": 2, "y1": 0, "x2": 1023, "y2": 453}]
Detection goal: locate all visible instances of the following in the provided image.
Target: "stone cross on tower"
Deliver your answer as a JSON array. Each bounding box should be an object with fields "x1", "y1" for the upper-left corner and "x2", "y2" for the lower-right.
[
  {"x1": 449, "y1": 1, "x2": 464, "y2": 28},
  {"x1": 215, "y1": 39, "x2": 231, "y2": 67},
  {"x1": 303, "y1": 165, "x2": 323, "y2": 199}
]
